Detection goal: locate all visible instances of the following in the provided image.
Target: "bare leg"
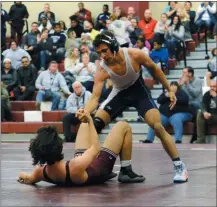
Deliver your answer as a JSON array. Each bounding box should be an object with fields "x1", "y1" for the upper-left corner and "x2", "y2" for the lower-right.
[
  {"x1": 144, "y1": 109, "x2": 179, "y2": 159},
  {"x1": 103, "y1": 121, "x2": 145, "y2": 183},
  {"x1": 95, "y1": 109, "x2": 111, "y2": 125}
]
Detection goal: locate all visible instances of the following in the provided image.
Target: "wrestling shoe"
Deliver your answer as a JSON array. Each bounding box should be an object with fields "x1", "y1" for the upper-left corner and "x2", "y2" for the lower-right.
[
  {"x1": 173, "y1": 161, "x2": 188, "y2": 183},
  {"x1": 118, "y1": 165, "x2": 146, "y2": 183},
  {"x1": 107, "y1": 172, "x2": 117, "y2": 180}
]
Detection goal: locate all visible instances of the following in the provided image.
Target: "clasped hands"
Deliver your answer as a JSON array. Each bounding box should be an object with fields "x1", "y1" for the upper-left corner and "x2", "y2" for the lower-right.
[{"x1": 76, "y1": 108, "x2": 92, "y2": 123}]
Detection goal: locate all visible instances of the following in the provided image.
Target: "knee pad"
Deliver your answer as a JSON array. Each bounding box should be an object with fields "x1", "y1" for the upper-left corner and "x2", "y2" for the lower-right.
[{"x1": 93, "y1": 117, "x2": 106, "y2": 134}]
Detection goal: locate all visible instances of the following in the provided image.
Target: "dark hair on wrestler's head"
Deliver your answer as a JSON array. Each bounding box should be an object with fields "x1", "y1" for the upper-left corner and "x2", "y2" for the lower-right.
[
  {"x1": 29, "y1": 126, "x2": 64, "y2": 166},
  {"x1": 93, "y1": 30, "x2": 115, "y2": 51}
]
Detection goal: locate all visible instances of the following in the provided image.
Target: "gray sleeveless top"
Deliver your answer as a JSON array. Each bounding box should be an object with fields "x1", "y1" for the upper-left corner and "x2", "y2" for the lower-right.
[{"x1": 100, "y1": 48, "x2": 140, "y2": 89}]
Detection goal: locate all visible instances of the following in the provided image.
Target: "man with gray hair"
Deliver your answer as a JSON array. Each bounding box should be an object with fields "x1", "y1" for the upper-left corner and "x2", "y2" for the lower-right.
[
  {"x1": 62, "y1": 81, "x2": 92, "y2": 142},
  {"x1": 35, "y1": 61, "x2": 71, "y2": 110}
]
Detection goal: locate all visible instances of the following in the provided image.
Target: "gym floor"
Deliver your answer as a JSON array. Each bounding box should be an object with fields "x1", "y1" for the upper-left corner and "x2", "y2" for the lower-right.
[{"x1": 1, "y1": 143, "x2": 216, "y2": 206}]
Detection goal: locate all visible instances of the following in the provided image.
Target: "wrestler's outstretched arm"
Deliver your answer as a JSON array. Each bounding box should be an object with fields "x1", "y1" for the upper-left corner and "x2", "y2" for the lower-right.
[{"x1": 17, "y1": 165, "x2": 44, "y2": 184}]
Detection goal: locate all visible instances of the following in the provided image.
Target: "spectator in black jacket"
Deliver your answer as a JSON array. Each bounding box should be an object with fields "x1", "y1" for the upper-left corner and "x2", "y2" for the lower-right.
[
  {"x1": 22, "y1": 22, "x2": 40, "y2": 68},
  {"x1": 8, "y1": 1, "x2": 29, "y2": 45},
  {"x1": 196, "y1": 80, "x2": 217, "y2": 143},
  {"x1": 37, "y1": 28, "x2": 53, "y2": 71},
  {"x1": 68, "y1": 15, "x2": 84, "y2": 38},
  {"x1": 38, "y1": 3, "x2": 55, "y2": 25},
  {"x1": 49, "y1": 23, "x2": 66, "y2": 63},
  {"x1": 143, "y1": 81, "x2": 194, "y2": 144},
  {"x1": 95, "y1": 4, "x2": 111, "y2": 30},
  {"x1": 184, "y1": 1, "x2": 197, "y2": 34},
  {"x1": 13, "y1": 56, "x2": 37, "y2": 100},
  {"x1": 1, "y1": 58, "x2": 17, "y2": 93},
  {"x1": 1, "y1": 3, "x2": 9, "y2": 51}
]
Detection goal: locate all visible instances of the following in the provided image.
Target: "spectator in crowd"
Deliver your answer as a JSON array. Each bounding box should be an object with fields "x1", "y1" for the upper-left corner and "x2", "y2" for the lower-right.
[
  {"x1": 1, "y1": 3, "x2": 9, "y2": 51},
  {"x1": 206, "y1": 48, "x2": 217, "y2": 86},
  {"x1": 49, "y1": 23, "x2": 66, "y2": 63},
  {"x1": 68, "y1": 15, "x2": 84, "y2": 38},
  {"x1": 136, "y1": 37, "x2": 149, "y2": 55},
  {"x1": 1, "y1": 82, "x2": 12, "y2": 122},
  {"x1": 113, "y1": 6, "x2": 122, "y2": 20},
  {"x1": 74, "y1": 2, "x2": 92, "y2": 26},
  {"x1": 74, "y1": 53, "x2": 97, "y2": 92},
  {"x1": 154, "y1": 13, "x2": 169, "y2": 44},
  {"x1": 184, "y1": 1, "x2": 197, "y2": 33},
  {"x1": 59, "y1": 20, "x2": 67, "y2": 33},
  {"x1": 2, "y1": 41, "x2": 31, "y2": 69},
  {"x1": 79, "y1": 42, "x2": 100, "y2": 65},
  {"x1": 176, "y1": 5, "x2": 192, "y2": 41},
  {"x1": 8, "y1": 1, "x2": 29, "y2": 45},
  {"x1": 1, "y1": 58, "x2": 17, "y2": 93},
  {"x1": 22, "y1": 22, "x2": 40, "y2": 68},
  {"x1": 138, "y1": 9, "x2": 157, "y2": 43},
  {"x1": 64, "y1": 47, "x2": 80, "y2": 73},
  {"x1": 83, "y1": 20, "x2": 100, "y2": 41},
  {"x1": 13, "y1": 56, "x2": 37, "y2": 100},
  {"x1": 129, "y1": 18, "x2": 143, "y2": 46},
  {"x1": 38, "y1": 15, "x2": 52, "y2": 32},
  {"x1": 164, "y1": 1, "x2": 178, "y2": 22},
  {"x1": 62, "y1": 81, "x2": 92, "y2": 142},
  {"x1": 142, "y1": 81, "x2": 194, "y2": 144},
  {"x1": 164, "y1": 15, "x2": 185, "y2": 59},
  {"x1": 179, "y1": 66, "x2": 203, "y2": 110},
  {"x1": 95, "y1": 4, "x2": 111, "y2": 31},
  {"x1": 127, "y1": 6, "x2": 140, "y2": 22},
  {"x1": 214, "y1": 22, "x2": 217, "y2": 41},
  {"x1": 35, "y1": 61, "x2": 71, "y2": 111},
  {"x1": 37, "y1": 28, "x2": 53, "y2": 71},
  {"x1": 195, "y1": 1, "x2": 216, "y2": 33},
  {"x1": 108, "y1": 16, "x2": 134, "y2": 48},
  {"x1": 38, "y1": 3, "x2": 55, "y2": 25},
  {"x1": 65, "y1": 30, "x2": 80, "y2": 54},
  {"x1": 150, "y1": 39, "x2": 169, "y2": 70},
  {"x1": 80, "y1": 33, "x2": 93, "y2": 49},
  {"x1": 196, "y1": 80, "x2": 217, "y2": 143}
]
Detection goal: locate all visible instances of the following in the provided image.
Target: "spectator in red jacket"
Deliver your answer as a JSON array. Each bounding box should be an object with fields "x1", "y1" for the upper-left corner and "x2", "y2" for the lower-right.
[
  {"x1": 138, "y1": 9, "x2": 157, "y2": 45},
  {"x1": 74, "y1": 2, "x2": 92, "y2": 27}
]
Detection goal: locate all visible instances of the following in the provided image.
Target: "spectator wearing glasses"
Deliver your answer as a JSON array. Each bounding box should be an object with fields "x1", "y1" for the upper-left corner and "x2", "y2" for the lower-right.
[{"x1": 13, "y1": 56, "x2": 37, "y2": 100}]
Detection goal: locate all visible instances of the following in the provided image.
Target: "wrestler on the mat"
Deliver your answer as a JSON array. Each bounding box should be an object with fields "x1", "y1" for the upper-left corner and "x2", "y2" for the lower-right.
[
  {"x1": 17, "y1": 109, "x2": 145, "y2": 185},
  {"x1": 80, "y1": 31, "x2": 188, "y2": 183}
]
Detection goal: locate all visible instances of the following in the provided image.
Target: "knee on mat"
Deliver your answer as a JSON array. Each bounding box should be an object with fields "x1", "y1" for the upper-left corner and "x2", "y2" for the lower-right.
[{"x1": 93, "y1": 117, "x2": 106, "y2": 134}]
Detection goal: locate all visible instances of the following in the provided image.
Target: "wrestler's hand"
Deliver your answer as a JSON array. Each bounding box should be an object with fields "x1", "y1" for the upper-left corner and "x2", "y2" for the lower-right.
[
  {"x1": 76, "y1": 108, "x2": 92, "y2": 123},
  {"x1": 17, "y1": 171, "x2": 28, "y2": 184},
  {"x1": 168, "y1": 91, "x2": 177, "y2": 110}
]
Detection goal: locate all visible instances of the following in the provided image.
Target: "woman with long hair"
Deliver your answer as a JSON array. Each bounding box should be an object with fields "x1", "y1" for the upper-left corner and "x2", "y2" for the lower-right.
[{"x1": 164, "y1": 15, "x2": 185, "y2": 59}]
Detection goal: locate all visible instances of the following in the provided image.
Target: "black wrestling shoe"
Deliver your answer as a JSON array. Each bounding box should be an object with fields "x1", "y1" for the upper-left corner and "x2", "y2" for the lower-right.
[
  {"x1": 140, "y1": 140, "x2": 153, "y2": 143},
  {"x1": 107, "y1": 172, "x2": 117, "y2": 180},
  {"x1": 118, "y1": 165, "x2": 146, "y2": 183}
]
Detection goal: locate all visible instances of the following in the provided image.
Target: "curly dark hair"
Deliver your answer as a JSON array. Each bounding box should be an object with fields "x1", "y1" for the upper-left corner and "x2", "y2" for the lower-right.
[
  {"x1": 29, "y1": 126, "x2": 64, "y2": 166},
  {"x1": 93, "y1": 31, "x2": 115, "y2": 50}
]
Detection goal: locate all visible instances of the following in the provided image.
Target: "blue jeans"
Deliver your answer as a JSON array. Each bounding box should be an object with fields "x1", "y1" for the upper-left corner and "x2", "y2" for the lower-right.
[
  {"x1": 36, "y1": 90, "x2": 61, "y2": 110},
  {"x1": 195, "y1": 19, "x2": 213, "y2": 31},
  {"x1": 40, "y1": 50, "x2": 51, "y2": 68},
  {"x1": 165, "y1": 38, "x2": 178, "y2": 58},
  {"x1": 146, "y1": 113, "x2": 193, "y2": 142},
  {"x1": 58, "y1": 99, "x2": 66, "y2": 110}
]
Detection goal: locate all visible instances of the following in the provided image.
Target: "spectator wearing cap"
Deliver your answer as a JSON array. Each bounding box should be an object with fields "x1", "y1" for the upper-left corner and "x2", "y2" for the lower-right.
[
  {"x1": 13, "y1": 56, "x2": 37, "y2": 100},
  {"x1": 2, "y1": 41, "x2": 31, "y2": 69},
  {"x1": 1, "y1": 58, "x2": 17, "y2": 93},
  {"x1": 68, "y1": 15, "x2": 84, "y2": 38},
  {"x1": 49, "y1": 23, "x2": 66, "y2": 63},
  {"x1": 38, "y1": 14, "x2": 52, "y2": 32},
  {"x1": 74, "y1": 2, "x2": 92, "y2": 26},
  {"x1": 95, "y1": 4, "x2": 111, "y2": 31},
  {"x1": 38, "y1": 3, "x2": 55, "y2": 25}
]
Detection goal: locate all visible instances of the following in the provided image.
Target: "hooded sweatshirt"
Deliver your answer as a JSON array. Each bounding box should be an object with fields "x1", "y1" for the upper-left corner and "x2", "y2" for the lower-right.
[{"x1": 66, "y1": 86, "x2": 92, "y2": 113}]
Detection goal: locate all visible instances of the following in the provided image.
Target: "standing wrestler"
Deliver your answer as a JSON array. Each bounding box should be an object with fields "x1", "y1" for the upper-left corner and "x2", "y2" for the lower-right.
[
  {"x1": 17, "y1": 110, "x2": 145, "y2": 185},
  {"x1": 80, "y1": 31, "x2": 188, "y2": 183}
]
